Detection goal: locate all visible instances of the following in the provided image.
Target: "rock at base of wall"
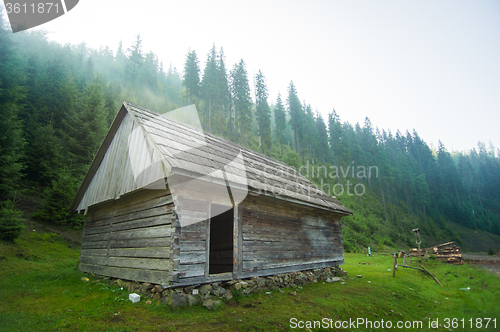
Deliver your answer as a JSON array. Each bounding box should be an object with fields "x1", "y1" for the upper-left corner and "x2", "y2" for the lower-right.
[
  {"x1": 102, "y1": 266, "x2": 347, "y2": 308},
  {"x1": 171, "y1": 292, "x2": 188, "y2": 307}
]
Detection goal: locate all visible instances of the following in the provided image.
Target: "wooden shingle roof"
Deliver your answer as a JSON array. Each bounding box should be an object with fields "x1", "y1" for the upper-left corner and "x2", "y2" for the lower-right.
[{"x1": 71, "y1": 102, "x2": 352, "y2": 215}]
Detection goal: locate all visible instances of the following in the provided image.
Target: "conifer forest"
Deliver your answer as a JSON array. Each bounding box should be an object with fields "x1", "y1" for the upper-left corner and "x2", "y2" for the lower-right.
[{"x1": 1, "y1": 11, "x2": 499, "y2": 250}]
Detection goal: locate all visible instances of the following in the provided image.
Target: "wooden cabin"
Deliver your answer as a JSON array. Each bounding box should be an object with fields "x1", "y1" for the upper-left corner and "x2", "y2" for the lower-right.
[{"x1": 71, "y1": 102, "x2": 352, "y2": 287}]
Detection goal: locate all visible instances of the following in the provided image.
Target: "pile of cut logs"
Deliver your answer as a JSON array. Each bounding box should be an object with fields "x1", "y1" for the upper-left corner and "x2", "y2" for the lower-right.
[{"x1": 409, "y1": 241, "x2": 463, "y2": 265}]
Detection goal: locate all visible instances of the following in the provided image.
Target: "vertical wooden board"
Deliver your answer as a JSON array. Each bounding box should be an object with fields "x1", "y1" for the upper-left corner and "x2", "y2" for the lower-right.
[
  {"x1": 232, "y1": 206, "x2": 239, "y2": 277},
  {"x1": 108, "y1": 115, "x2": 133, "y2": 198},
  {"x1": 237, "y1": 206, "x2": 243, "y2": 275},
  {"x1": 95, "y1": 114, "x2": 127, "y2": 203},
  {"x1": 205, "y1": 202, "x2": 211, "y2": 277}
]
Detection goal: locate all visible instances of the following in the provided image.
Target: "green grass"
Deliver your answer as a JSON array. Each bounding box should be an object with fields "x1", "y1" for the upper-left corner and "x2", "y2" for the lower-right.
[{"x1": 1, "y1": 228, "x2": 499, "y2": 331}]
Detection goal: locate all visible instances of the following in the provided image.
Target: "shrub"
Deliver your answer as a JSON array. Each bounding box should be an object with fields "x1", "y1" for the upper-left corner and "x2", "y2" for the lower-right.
[
  {"x1": 0, "y1": 201, "x2": 25, "y2": 242},
  {"x1": 488, "y1": 248, "x2": 495, "y2": 256}
]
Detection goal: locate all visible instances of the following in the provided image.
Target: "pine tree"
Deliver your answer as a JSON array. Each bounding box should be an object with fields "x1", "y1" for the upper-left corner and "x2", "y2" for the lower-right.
[
  {"x1": 230, "y1": 60, "x2": 252, "y2": 146},
  {"x1": 165, "y1": 64, "x2": 182, "y2": 104},
  {"x1": 0, "y1": 8, "x2": 25, "y2": 241},
  {"x1": 255, "y1": 70, "x2": 272, "y2": 155},
  {"x1": 0, "y1": 10, "x2": 25, "y2": 200},
  {"x1": 183, "y1": 50, "x2": 201, "y2": 104},
  {"x1": 274, "y1": 94, "x2": 287, "y2": 157},
  {"x1": 126, "y1": 35, "x2": 144, "y2": 85},
  {"x1": 287, "y1": 81, "x2": 303, "y2": 153},
  {"x1": 315, "y1": 112, "x2": 329, "y2": 163},
  {"x1": 302, "y1": 103, "x2": 318, "y2": 161},
  {"x1": 216, "y1": 48, "x2": 231, "y2": 137},
  {"x1": 64, "y1": 77, "x2": 109, "y2": 177},
  {"x1": 141, "y1": 51, "x2": 159, "y2": 91},
  {"x1": 328, "y1": 109, "x2": 348, "y2": 166},
  {"x1": 201, "y1": 45, "x2": 218, "y2": 134}
]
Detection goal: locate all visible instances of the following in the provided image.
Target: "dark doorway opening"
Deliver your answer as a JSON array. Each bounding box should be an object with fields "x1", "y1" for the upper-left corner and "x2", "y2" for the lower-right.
[{"x1": 209, "y1": 205, "x2": 234, "y2": 274}]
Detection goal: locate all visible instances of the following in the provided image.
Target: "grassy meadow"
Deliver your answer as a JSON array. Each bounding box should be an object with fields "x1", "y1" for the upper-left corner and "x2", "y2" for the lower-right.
[{"x1": 0, "y1": 226, "x2": 499, "y2": 332}]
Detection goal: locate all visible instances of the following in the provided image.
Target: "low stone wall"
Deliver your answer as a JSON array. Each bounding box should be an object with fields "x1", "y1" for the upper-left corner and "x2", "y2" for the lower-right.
[{"x1": 104, "y1": 266, "x2": 346, "y2": 309}]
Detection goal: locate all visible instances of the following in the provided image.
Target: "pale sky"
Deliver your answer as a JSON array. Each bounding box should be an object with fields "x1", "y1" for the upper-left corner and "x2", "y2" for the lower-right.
[{"x1": 4, "y1": 0, "x2": 500, "y2": 153}]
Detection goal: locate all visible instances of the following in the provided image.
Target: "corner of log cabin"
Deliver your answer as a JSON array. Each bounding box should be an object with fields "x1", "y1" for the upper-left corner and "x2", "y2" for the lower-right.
[{"x1": 79, "y1": 189, "x2": 175, "y2": 284}]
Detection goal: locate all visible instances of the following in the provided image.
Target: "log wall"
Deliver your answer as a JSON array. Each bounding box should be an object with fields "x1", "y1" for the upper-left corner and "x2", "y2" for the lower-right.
[
  {"x1": 79, "y1": 189, "x2": 174, "y2": 284},
  {"x1": 79, "y1": 186, "x2": 345, "y2": 287},
  {"x1": 239, "y1": 195, "x2": 344, "y2": 277}
]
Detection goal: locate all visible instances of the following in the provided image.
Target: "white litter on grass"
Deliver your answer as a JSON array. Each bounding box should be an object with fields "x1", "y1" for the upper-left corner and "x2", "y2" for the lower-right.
[{"x1": 129, "y1": 293, "x2": 140, "y2": 303}]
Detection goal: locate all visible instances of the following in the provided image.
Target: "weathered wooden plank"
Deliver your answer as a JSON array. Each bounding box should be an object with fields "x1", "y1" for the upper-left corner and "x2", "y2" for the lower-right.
[
  {"x1": 173, "y1": 185, "x2": 234, "y2": 207},
  {"x1": 205, "y1": 204, "x2": 211, "y2": 277},
  {"x1": 241, "y1": 195, "x2": 342, "y2": 220},
  {"x1": 169, "y1": 272, "x2": 233, "y2": 288},
  {"x1": 242, "y1": 229, "x2": 342, "y2": 242},
  {"x1": 179, "y1": 221, "x2": 207, "y2": 232},
  {"x1": 242, "y1": 255, "x2": 344, "y2": 270},
  {"x1": 83, "y1": 224, "x2": 111, "y2": 236},
  {"x1": 80, "y1": 255, "x2": 172, "y2": 271},
  {"x1": 84, "y1": 206, "x2": 174, "y2": 233},
  {"x1": 83, "y1": 232, "x2": 110, "y2": 242},
  {"x1": 81, "y1": 240, "x2": 109, "y2": 249},
  {"x1": 175, "y1": 216, "x2": 207, "y2": 229},
  {"x1": 237, "y1": 206, "x2": 243, "y2": 275},
  {"x1": 80, "y1": 247, "x2": 171, "y2": 259},
  {"x1": 236, "y1": 259, "x2": 344, "y2": 278},
  {"x1": 243, "y1": 240, "x2": 341, "y2": 252},
  {"x1": 72, "y1": 107, "x2": 128, "y2": 211},
  {"x1": 111, "y1": 215, "x2": 173, "y2": 232},
  {"x1": 107, "y1": 247, "x2": 171, "y2": 259},
  {"x1": 84, "y1": 208, "x2": 114, "y2": 225},
  {"x1": 241, "y1": 201, "x2": 340, "y2": 221},
  {"x1": 109, "y1": 194, "x2": 173, "y2": 218},
  {"x1": 84, "y1": 191, "x2": 172, "y2": 224},
  {"x1": 179, "y1": 251, "x2": 205, "y2": 264},
  {"x1": 241, "y1": 209, "x2": 341, "y2": 229},
  {"x1": 83, "y1": 223, "x2": 175, "y2": 242},
  {"x1": 80, "y1": 249, "x2": 108, "y2": 257},
  {"x1": 111, "y1": 204, "x2": 174, "y2": 224},
  {"x1": 242, "y1": 223, "x2": 341, "y2": 239},
  {"x1": 176, "y1": 198, "x2": 210, "y2": 212},
  {"x1": 176, "y1": 233, "x2": 206, "y2": 242},
  {"x1": 178, "y1": 210, "x2": 208, "y2": 220},
  {"x1": 111, "y1": 225, "x2": 173, "y2": 240},
  {"x1": 172, "y1": 240, "x2": 206, "y2": 251},
  {"x1": 109, "y1": 237, "x2": 171, "y2": 249},
  {"x1": 79, "y1": 263, "x2": 172, "y2": 284},
  {"x1": 175, "y1": 262, "x2": 205, "y2": 278},
  {"x1": 242, "y1": 250, "x2": 343, "y2": 263}
]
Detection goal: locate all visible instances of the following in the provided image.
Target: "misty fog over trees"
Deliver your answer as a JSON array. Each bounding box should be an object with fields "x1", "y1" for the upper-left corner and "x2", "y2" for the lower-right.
[{"x1": 1, "y1": 13, "x2": 499, "y2": 249}]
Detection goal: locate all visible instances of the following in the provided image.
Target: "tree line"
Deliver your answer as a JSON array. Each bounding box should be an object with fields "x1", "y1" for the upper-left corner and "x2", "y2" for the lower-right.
[{"x1": 1, "y1": 10, "x2": 499, "y2": 249}]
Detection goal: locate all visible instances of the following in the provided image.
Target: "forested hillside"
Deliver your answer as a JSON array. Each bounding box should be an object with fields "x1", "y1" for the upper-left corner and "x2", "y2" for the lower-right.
[{"x1": 1, "y1": 12, "x2": 499, "y2": 250}]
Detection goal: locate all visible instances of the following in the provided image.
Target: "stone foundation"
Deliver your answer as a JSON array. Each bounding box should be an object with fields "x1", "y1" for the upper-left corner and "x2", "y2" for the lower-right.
[{"x1": 101, "y1": 266, "x2": 347, "y2": 308}]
